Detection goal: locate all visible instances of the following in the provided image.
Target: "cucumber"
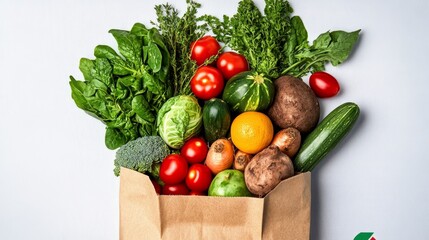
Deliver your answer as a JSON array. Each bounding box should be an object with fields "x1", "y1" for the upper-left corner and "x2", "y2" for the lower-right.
[
  {"x1": 202, "y1": 98, "x2": 232, "y2": 143},
  {"x1": 293, "y1": 102, "x2": 360, "y2": 172}
]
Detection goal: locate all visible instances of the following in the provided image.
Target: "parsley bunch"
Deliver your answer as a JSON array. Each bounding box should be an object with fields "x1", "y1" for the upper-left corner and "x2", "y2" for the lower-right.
[{"x1": 202, "y1": 0, "x2": 360, "y2": 79}]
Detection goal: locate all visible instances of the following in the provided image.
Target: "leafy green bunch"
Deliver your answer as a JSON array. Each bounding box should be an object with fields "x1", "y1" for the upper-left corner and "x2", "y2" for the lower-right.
[
  {"x1": 70, "y1": 24, "x2": 171, "y2": 150},
  {"x1": 202, "y1": 0, "x2": 360, "y2": 79},
  {"x1": 70, "y1": 0, "x2": 208, "y2": 150}
]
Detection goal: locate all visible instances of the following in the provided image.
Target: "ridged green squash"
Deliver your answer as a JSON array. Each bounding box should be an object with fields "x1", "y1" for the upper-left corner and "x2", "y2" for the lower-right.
[
  {"x1": 202, "y1": 98, "x2": 231, "y2": 143},
  {"x1": 293, "y1": 102, "x2": 360, "y2": 172},
  {"x1": 222, "y1": 71, "x2": 275, "y2": 113}
]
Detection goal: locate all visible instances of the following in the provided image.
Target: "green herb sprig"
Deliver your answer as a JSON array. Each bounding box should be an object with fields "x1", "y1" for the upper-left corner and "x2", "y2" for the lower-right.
[{"x1": 152, "y1": 0, "x2": 209, "y2": 95}]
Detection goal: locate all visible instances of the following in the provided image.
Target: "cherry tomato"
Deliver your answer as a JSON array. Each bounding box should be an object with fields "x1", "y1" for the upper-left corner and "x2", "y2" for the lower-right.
[
  {"x1": 151, "y1": 180, "x2": 162, "y2": 195},
  {"x1": 309, "y1": 72, "x2": 340, "y2": 98},
  {"x1": 181, "y1": 137, "x2": 209, "y2": 164},
  {"x1": 162, "y1": 183, "x2": 190, "y2": 195},
  {"x1": 216, "y1": 52, "x2": 249, "y2": 80},
  {"x1": 185, "y1": 164, "x2": 213, "y2": 192},
  {"x1": 191, "y1": 66, "x2": 224, "y2": 100},
  {"x1": 160, "y1": 154, "x2": 188, "y2": 185},
  {"x1": 190, "y1": 36, "x2": 221, "y2": 66}
]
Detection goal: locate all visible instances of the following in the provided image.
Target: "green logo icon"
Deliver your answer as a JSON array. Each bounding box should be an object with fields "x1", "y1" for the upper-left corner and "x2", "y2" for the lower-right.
[{"x1": 354, "y1": 232, "x2": 376, "y2": 240}]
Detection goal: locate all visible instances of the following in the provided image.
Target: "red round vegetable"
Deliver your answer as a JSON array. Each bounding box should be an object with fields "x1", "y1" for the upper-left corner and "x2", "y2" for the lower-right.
[
  {"x1": 190, "y1": 36, "x2": 221, "y2": 66},
  {"x1": 189, "y1": 191, "x2": 206, "y2": 196},
  {"x1": 216, "y1": 52, "x2": 249, "y2": 80},
  {"x1": 159, "y1": 154, "x2": 188, "y2": 185},
  {"x1": 181, "y1": 137, "x2": 209, "y2": 164},
  {"x1": 191, "y1": 66, "x2": 224, "y2": 100},
  {"x1": 151, "y1": 180, "x2": 162, "y2": 195},
  {"x1": 185, "y1": 164, "x2": 213, "y2": 192},
  {"x1": 309, "y1": 72, "x2": 340, "y2": 98},
  {"x1": 162, "y1": 183, "x2": 190, "y2": 195}
]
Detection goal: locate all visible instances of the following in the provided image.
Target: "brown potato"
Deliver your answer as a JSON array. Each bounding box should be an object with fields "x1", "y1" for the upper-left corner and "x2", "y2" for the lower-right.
[
  {"x1": 267, "y1": 75, "x2": 320, "y2": 133},
  {"x1": 271, "y1": 127, "x2": 301, "y2": 158},
  {"x1": 244, "y1": 145, "x2": 294, "y2": 196}
]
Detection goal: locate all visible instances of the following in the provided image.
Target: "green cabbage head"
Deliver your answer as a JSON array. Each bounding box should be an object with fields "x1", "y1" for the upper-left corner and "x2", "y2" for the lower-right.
[{"x1": 156, "y1": 95, "x2": 202, "y2": 149}]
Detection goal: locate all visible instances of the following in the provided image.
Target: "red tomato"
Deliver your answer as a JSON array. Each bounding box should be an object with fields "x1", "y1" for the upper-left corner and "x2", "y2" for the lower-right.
[
  {"x1": 185, "y1": 164, "x2": 213, "y2": 192},
  {"x1": 162, "y1": 183, "x2": 190, "y2": 195},
  {"x1": 191, "y1": 66, "x2": 224, "y2": 100},
  {"x1": 160, "y1": 154, "x2": 188, "y2": 185},
  {"x1": 190, "y1": 36, "x2": 221, "y2": 66},
  {"x1": 189, "y1": 191, "x2": 207, "y2": 196},
  {"x1": 309, "y1": 72, "x2": 340, "y2": 98},
  {"x1": 181, "y1": 137, "x2": 209, "y2": 164},
  {"x1": 151, "y1": 180, "x2": 162, "y2": 195},
  {"x1": 216, "y1": 52, "x2": 249, "y2": 80}
]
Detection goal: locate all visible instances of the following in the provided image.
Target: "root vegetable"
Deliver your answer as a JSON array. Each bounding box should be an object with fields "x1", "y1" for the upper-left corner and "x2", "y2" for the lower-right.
[
  {"x1": 267, "y1": 75, "x2": 320, "y2": 133},
  {"x1": 271, "y1": 127, "x2": 301, "y2": 158},
  {"x1": 233, "y1": 150, "x2": 253, "y2": 171},
  {"x1": 205, "y1": 139, "x2": 234, "y2": 174},
  {"x1": 244, "y1": 145, "x2": 294, "y2": 196}
]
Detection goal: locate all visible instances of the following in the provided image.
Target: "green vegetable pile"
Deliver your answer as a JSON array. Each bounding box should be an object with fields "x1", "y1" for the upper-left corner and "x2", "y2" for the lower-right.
[
  {"x1": 69, "y1": 0, "x2": 361, "y2": 178},
  {"x1": 203, "y1": 0, "x2": 360, "y2": 79}
]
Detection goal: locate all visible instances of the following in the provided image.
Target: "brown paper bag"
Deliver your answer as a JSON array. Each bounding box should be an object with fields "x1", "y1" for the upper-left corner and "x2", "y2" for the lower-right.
[{"x1": 120, "y1": 167, "x2": 311, "y2": 240}]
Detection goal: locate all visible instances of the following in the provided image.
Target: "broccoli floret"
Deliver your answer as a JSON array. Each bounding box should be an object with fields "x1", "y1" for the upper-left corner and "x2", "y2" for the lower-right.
[{"x1": 114, "y1": 136, "x2": 170, "y2": 176}]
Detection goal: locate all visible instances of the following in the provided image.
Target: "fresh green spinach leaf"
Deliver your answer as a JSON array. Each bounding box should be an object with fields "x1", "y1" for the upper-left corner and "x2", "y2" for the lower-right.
[
  {"x1": 147, "y1": 43, "x2": 162, "y2": 73},
  {"x1": 325, "y1": 30, "x2": 361, "y2": 66},
  {"x1": 105, "y1": 127, "x2": 127, "y2": 150},
  {"x1": 69, "y1": 77, "x2": 90, "y2": 110},
  {"x1": 94, "y1": 45, "x2": 131, "y2": 75},
  {"x1": 131, "y1": 95, "x2": 155, "y2": 123},
  {"x1": 79, "y1": 58, "x2": 95, "y2": 81},
  {"x1": 313, "y1": 31, "x2": 332, "y2": 49},
  {"x1": 117, "y1": 75, "x2": 134, "y2": 87},
  {"x1": 83, "y1": 83, "x2": 96, "y2": 97},
  {"x1": 109, "y1": 29, "x2": 142, "y2": 69},
  {"x1": 142, "y1": 69, "x2": 163, "y2": 95},
  {"x1": 91, "y1": 79, "x2": 109, "y2": 93},
  {"x1": 130, "y1": 23, "x2": 149, "y2": 38},
  {"x1": 93, "y1": 58, "x2": 113, "y2": 86},
  {"x1": 291, "y1": 16, "x2": 308, "y2": 46}
]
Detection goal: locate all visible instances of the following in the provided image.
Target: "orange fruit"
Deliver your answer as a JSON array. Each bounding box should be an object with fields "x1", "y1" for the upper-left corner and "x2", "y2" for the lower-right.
[{"x1": 230, "y1": 111, "x2": 274, "y2": 154}]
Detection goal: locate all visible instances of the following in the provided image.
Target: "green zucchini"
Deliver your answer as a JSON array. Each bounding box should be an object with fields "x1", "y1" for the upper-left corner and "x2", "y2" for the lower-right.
[
  {"x1": 293, "y1": 102, "x2": 360, "y2": 172},
  {"x1": 222, "y1": 71, "x2": 274, "y2": 113},
  {"x1": 202, "y1": 98, "x2": 231, "y2": 143}
]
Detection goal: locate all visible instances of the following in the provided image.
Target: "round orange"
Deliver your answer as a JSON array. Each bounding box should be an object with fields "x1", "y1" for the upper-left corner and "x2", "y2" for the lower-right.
[{"x1": 230, "y1": 111, "x2": 274, "y2": 154}]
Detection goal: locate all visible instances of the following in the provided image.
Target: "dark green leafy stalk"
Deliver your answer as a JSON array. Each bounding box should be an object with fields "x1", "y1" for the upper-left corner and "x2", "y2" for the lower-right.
[
  {"x1": 282, "y1": 29, "x2": 361, "y2": 77},
  {"x1": 152, "y1": 0, "x2": 208, "y2": 95},
  {"x1": 201, "y1": 0, "x2": 360, "y2": 78}
]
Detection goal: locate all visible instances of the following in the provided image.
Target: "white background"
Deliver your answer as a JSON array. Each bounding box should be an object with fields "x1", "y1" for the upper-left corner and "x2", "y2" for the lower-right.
[{"x1": 1, "y1": 0, "x2": 428, "y2": 239}]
